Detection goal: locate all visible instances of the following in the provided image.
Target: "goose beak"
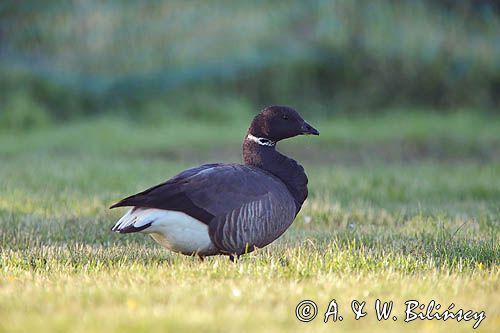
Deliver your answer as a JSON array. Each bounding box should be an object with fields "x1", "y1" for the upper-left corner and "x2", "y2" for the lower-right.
[{"x1": 301, "y1": 121, "x2": 320, "y2": 136}]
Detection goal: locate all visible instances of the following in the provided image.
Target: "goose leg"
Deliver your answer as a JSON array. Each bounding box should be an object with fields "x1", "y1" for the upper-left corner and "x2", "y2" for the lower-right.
[{"x1": 229, "y1": 254, "x2": 240, "y2": 262}]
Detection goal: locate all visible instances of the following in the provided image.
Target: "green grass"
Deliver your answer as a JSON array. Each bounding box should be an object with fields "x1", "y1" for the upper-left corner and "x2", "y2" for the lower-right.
[{"x1": 0, "y1": 111, "x2": 499, "y2": 332}]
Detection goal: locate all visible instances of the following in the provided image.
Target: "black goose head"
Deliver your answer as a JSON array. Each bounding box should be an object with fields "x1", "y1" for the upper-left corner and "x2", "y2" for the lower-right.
[{"x1": 248, "y1": 105, "x2": 319, "y2": 142}]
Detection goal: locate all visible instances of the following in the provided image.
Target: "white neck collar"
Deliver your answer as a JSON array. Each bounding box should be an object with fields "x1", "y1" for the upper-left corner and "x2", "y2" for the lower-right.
[{"x1": 246, "y1": 133, "x2": 276, "y2": 147}]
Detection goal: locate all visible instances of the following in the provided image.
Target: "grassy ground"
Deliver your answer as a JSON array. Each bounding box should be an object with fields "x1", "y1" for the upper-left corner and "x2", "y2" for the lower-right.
[{"x1": 0, "y1": 111, "x2": 499, "y2": 332}]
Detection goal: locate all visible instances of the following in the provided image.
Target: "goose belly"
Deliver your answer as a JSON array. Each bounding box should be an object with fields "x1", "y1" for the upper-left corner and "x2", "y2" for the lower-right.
[{"x1": 147, "y1": 210, "x2": 218, "y2": 256}]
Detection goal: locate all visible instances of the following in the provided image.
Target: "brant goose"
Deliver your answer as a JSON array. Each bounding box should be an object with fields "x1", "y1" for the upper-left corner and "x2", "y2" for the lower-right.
[{"x1": 110, "y1": 105, "x2": 319, "y2": 259}]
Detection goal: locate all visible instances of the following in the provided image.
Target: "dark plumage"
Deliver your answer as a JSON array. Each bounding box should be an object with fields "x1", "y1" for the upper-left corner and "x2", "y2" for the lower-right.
[{"x1": 110, "y1": 105, "x2": 319, "y2": 259}]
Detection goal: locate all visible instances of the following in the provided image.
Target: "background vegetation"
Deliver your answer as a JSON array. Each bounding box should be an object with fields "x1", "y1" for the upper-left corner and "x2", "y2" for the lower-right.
[{"x1": 1, "y1": 0, "x2": 500, "y2": 129}]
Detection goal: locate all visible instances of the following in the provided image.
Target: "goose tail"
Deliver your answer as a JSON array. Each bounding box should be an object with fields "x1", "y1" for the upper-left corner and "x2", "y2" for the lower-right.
[{"x1": 111, "y1": 207, "x2": 154, "y2": 233}]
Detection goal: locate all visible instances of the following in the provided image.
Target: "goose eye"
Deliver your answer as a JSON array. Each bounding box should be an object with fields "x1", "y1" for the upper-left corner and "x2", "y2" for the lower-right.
[{"x1": 282, "y1": 114, "x2": 289, "y2": 120}]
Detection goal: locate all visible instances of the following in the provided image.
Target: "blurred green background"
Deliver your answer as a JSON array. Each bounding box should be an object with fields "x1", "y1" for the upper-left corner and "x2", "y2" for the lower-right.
[{"x1": 1, "y1": 0, "x2": 499, "y2": 129}]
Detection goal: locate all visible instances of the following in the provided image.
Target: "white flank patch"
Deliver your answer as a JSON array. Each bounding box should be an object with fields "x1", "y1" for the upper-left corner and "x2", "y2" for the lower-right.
[{"x1": 113, "y1": 208, "x2": 217, "y2": 256}]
